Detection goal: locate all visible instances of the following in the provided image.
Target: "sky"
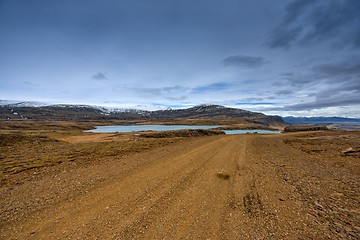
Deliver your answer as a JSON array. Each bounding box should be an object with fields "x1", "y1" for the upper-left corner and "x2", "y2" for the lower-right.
[{"x1": 1, "y1": 0, "x2": 360, "y2": 117}]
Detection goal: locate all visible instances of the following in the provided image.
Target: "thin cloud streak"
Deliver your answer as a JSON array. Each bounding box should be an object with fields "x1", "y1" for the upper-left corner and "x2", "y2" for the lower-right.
[
  {"x1": 92, "y1": 72, "x2": 108, "y2": 80},
  {"x1": 263, "y1": 95, "x2": 360, "y2": 111},
  {"x1": 222, "y1": 55, "x2": 266, "y2": 68}
]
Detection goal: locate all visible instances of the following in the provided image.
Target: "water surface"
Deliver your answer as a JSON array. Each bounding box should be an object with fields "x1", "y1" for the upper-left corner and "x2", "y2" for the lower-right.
[
  {"x1": 224, "y1": 129, "x2": 280, "y2": 135},
  {"x1": 86, "y1": 125, "x2": 281, "y2": 135},
  {"x1": 86, "y1": 125, "x2": 220, "y2": 133}
]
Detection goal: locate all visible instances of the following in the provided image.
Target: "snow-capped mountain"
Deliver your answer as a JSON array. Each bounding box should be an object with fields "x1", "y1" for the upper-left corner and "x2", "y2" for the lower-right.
[
  {"x1": 0, "y1": 100, "x2": 169, "y2": 112},
  {"x1": 0, "y1": 99, "x2": 287, "y2": 128}
]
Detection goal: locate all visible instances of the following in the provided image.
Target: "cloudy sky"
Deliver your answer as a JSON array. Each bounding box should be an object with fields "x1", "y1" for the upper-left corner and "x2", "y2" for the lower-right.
[{"x1": 1, "y1": 0, "x2": 359, "y2": 117}]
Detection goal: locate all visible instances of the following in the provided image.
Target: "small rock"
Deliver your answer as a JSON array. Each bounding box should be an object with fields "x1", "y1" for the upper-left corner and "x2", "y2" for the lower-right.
[
  {"x1": 216, "y1": 171, "x2": 230, "y2": 180},
  {"x1": 314, "y1": 201, "x2": 324, "y2": 210}
]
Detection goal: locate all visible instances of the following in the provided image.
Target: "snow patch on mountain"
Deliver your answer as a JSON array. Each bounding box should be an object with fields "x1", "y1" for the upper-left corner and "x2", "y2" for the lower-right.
[{"x1": 0, "y1": 100, "x2": 49, "y2": 107}]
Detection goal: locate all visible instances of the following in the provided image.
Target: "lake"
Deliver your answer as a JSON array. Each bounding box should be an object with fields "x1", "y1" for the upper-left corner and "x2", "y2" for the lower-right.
[
  {"x1": 224, "y1": 129, "x2": 281, "y2": 135},
  {"x1": 85, "y1": 125, "x2": 281, "y2": 135}
]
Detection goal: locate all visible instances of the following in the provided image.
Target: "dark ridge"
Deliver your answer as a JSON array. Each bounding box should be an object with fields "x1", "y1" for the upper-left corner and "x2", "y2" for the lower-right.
[
  {"x1": 0, "y1": 104, "x2": 286, "y2": 127},
  {"x1": 284, "y1": 125, "x2": 329, "y2": 132}
]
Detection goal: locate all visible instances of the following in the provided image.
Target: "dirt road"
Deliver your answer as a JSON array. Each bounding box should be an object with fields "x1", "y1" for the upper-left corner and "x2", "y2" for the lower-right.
[{"x1": 1, "y1": 133, "x2": 359, "y2": 239}]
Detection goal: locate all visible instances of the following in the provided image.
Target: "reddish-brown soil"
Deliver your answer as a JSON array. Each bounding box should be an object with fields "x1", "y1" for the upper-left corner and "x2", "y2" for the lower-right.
[{"x1": 0, "y1": 130, "x2": 359, "y2": 239}]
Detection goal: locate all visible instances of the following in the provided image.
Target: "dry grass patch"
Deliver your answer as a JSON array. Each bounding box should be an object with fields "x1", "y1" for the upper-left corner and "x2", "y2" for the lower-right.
[{"x1": 0, "y1": 131, "x2": 182, "y2": 183}]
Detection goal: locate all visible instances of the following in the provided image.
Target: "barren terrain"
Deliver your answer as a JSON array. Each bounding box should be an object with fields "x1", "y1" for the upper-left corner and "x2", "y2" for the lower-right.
[{"x1": 0, "y1": 124, "x2": 359, "y2": 239}]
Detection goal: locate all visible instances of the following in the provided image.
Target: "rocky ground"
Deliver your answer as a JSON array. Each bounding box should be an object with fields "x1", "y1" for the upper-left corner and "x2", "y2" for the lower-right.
[{"x1": 0, "y1": 128, "x2": 359, "y2": 239}]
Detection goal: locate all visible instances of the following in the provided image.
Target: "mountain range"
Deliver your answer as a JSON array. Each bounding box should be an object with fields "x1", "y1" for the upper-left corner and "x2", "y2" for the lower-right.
[
  {"x1": 2, "y1": 100, "x2": 358, "y2": 128},
  {"x1": 0, "y1": 101, "x2": 285, "y2": 128}
]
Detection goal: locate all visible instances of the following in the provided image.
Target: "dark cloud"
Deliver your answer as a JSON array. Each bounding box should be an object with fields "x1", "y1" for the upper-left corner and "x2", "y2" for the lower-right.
[
  {"x1": 133, "y1": 86, "x2": 187, "y2": 97},
  {"x1": 315, "y1": 89, "x2": 338, "y2": 100},
  {"x1": 282, "y1": 72, "x2": 313, "y2": 86},
  {"x1": 312, "y1": 57, "x2": 360, "y2": 80},
  {"x1": 268, "y1": 0, "x2": 360, "y2": 49},
  {"x1": 222, "y1": 55, "x2": 266, "y2": 68},
  {"x1": 262, "y1": 92, "x2": 359, "y2": 111},
  {"x1": 267, "y1": 0, "x2": 314, "y2": 48},
  {"x1": 92, "y1": 72, "x2": 107, "y2": 80},
  {"x1": 192, "y1": 82, "x2": 232, "y2": 93},
  {"x1": 302, "y1": 1, "x2": 360, "y2": 47},
  {"x1": 283, "y1": 0, "x2": 313, "y2": 23},
  {"x1": 238, "y1": 97, "x2": 264, "y2": 102},
  {"x1": 284, "y1": 57, "x2": 360, "y2": 88},
  {"x1": 307, "y1": 93, "x2": 317, "y2": 98},
  {"x1": 23, "y1": 81, "x2": 35, "y2": 86},
  {"x1": 277, "y1": 56, "x2": 360, "y2": 111},
  {"x1": 354, "y1": 30, "x2": 360, "y2": 48},
  {"x1": 135, "y1": 88, "x2": 161, "y2": 96},
  {"x1": 162, "y1": 86, "x2": 184, "y2": 92},
  {"x1": 236, "y1": 102, "x2": 274, "y2": 106},
  {"x1": 281, "y1": 72, "x2": 295, "y2": 77},
  {"x1": 268, "y1": 27, "x2": 301, "y2": 49},
  {"x1": 310, "y1": 58, "x2": 360, "y2": 90},
  {"x1": 280, "y1": 96, "x2": 360, "y2": 111},
  {"x1": 165, "y1": 96, "x2": 188, "y2": 101},
  {"x1": 275, "y1": 90, "x2": 293, "y2": 95}
]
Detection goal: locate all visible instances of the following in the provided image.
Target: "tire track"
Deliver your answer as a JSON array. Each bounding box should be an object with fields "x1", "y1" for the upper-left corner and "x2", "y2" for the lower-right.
[{"x1": 117, "y1": 135, "x2": 244, "y2": 239}]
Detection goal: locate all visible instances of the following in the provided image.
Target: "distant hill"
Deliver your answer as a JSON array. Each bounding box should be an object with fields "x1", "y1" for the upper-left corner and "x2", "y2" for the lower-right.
[
  {"x1": 282, "y1": 116, "x2": 360, "y2": 124},
  {"x1": 0, "y1": 102, "x2": 286, "y2": 128}
]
